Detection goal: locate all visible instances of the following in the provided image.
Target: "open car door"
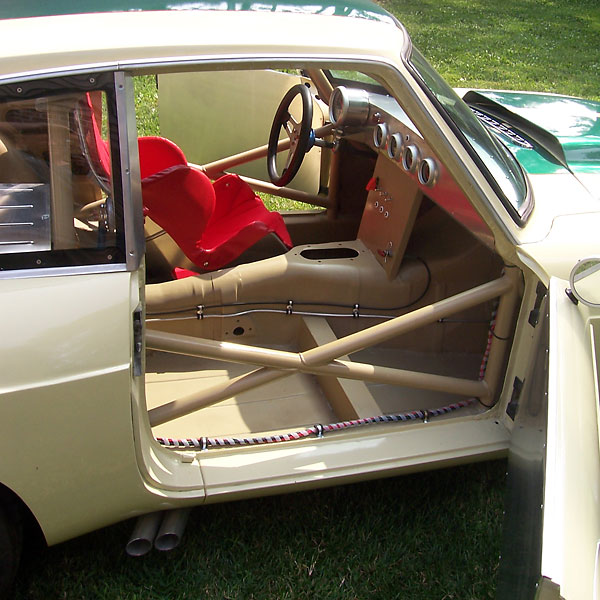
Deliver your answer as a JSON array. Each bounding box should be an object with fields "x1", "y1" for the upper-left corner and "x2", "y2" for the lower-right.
[{"x1": 498, "y1": 273, "x2": 600, "y2": 599}]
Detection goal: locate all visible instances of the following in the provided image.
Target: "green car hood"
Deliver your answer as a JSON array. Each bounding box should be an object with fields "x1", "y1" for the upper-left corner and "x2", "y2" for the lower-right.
[
  {"x1": 464, "y1": 90, "x2": 600, "y2": 176},
  {"x1": 1, "y1": 0, "x2": 396, "y2": 23}
]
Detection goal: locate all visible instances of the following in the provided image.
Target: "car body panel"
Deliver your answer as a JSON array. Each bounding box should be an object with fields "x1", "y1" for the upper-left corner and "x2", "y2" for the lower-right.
[
  {"x1": 0, "y1": 11, "x2": 405, "y2": 83},
  {"x1": 200, "y1": 418, "x2": 510, "y2": 501},
  {"x1": 540, "y1": 277, "x2": 600, "y2": 598},
  {"x1": 496, "y1": 289, "x2": 548, "y2": 599},
  {"x1": 474, "y1": 90, "x2": 600, "y2": 174},
  {"x1": 0, "y1": 270, "x2": 150, "y2": 544},
  {"x1": 518, "y1": 212, "x2": 600, "y2": 282}
]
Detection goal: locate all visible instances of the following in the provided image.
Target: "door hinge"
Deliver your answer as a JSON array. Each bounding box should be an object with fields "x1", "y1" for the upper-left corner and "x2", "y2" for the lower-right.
[
  {"x1": 132, "y1": 308, "x2": 143, "y2": 377},
  {"x1": 528, "y1": 281, "x2": 547, "y2": 328},
  {"x1": 506, "y1": 376, "x2": 524, "y2": 420}
]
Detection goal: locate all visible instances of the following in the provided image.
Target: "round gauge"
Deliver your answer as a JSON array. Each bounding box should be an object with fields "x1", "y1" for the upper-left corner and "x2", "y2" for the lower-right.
[
  {"x1": 329, "y1": 86, "x2": 370, "y2": 126},
  {"x1": 329, "y1": 87, "x2": 347, "y2": 125},
  {"x1": 418, "y1": 158, "x2": 438, "y2": 187},
  {"x1": 373, "y1": 123, "x2": 388, "y2": 149},
  {"x1": 402, "y1": 144, "x2": 420, "y2": 172},
  {"x1": 387, "y1": 133, "x2": 403, "y2": 160}
]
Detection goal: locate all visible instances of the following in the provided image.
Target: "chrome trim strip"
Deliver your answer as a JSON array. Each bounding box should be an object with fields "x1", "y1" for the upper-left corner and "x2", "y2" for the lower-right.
[
  {"x1": 0, "y1": 262, "x2": 127, "y2": 280},
  {"x1": 0, "y1": 55, "x2": 400, "y2": 85},
  {"x1": 117, "y1": 55, "x2": 398, "y2": 73},
  {"x1": 0, "y1": 63, "x2": 119, "y2": 85},
  {"x1": 114, "y1": 71, "x2": 145, "y2": 272}
]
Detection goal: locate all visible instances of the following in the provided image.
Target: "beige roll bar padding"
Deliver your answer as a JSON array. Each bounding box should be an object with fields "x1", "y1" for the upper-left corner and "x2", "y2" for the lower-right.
[
  {"x1": 480, "y1": 266, "x2": 522, "y2": 401},
  {"x1": 200, "y1": 123, "x2": 335, "y2": 180},
  {"x1": 149, "y1": 366, "x2": 287, "y2": 427},
  {"x1": 147, "y1": 274, "x2": 513, "y2": 427},
  {"x1": 147, "y1": 332, "x2": 489, "y2": 426},
  {"x1": 232, "y1": 175, "x2": 331, "y2": 209}
]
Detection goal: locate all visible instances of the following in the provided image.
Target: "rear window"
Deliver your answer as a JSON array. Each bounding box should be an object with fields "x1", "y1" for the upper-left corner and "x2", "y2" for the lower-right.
[{"x1": 0, "y1": 74, "x2": 125, "y2": 271}]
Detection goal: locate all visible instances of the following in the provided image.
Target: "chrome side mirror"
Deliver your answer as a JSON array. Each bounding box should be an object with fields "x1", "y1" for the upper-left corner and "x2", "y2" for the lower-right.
[{"x1": 568, "y1": 257, "x2": 600, "y2": 307}]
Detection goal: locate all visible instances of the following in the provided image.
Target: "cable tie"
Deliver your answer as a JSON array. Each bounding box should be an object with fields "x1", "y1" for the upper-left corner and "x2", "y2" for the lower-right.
[
  {"x1": 286, "y1": 300, "x2": 293, "y2": 315},
  {"x1": 314, "y1": 424, "x2": 324, "y2": 438},
  {"x1": 352, "y1": 304, "x2": 360, "y2": 318},
  {"x1": 422, "y1": 410, "x2": 430, "y2": 424},
  {"x1": 196, "y1": 305, "x2": 204, "y2": 320},
  {"x1": 201, "y1": 437, "x2": 208, "y2": 451}
]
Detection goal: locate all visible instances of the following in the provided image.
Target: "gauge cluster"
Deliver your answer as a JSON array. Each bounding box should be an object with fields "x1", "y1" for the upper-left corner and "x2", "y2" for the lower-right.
[
  {"x1": 330, "y1": 85, "x2": 439, "y2": 189},
  {"x1": 329, "y1": 85, "x2": 457, "y2": 278}
]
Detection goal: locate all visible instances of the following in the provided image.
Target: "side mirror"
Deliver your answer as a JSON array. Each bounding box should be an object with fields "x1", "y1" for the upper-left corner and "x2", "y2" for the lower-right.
[{"x1": 568, "y1": 257, "x2": 600, "y2": 307}]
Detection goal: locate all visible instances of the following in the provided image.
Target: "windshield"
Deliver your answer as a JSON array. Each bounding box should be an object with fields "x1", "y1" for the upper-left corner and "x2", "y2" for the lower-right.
[
  {"x1": 408, "y1": 48, "x2": 531, "y2": 223},
  {"x1": 326, "y1": 69, "x2": 388, "y2": 94}
]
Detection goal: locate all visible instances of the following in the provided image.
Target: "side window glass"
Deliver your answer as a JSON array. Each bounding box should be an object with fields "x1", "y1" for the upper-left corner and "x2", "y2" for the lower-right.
[{"x1": 0, "y1": 81, "x2": 125, "y2": 271}]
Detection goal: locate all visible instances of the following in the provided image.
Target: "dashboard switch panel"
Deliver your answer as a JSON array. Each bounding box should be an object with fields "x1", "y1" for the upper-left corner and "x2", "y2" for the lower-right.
[{"x1": 358, "y1": 155, "x2": 422, "y2": 280}]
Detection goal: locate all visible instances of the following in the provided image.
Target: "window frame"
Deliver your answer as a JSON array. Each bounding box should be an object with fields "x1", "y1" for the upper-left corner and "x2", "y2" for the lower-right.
[{"x1": 0, "y1": 72, "x2": 131, "y2": 274}]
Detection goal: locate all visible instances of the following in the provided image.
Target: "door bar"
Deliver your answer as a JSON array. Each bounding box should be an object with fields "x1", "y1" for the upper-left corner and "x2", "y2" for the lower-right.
[{"x1": 147, "y1": 275, "x2": 511, "y2": 426}]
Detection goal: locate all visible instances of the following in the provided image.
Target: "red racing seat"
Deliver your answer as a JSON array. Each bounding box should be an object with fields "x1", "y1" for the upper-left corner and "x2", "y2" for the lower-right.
[
  {"x1": 142, "y1": 166, "x2": 292, "y2": 271},
  {"x1": 79, "y1": 94, "x2": 292, "y2": 272},
  {"x1": 138, "y1": 136, "x2": 187, "y2": 179}
]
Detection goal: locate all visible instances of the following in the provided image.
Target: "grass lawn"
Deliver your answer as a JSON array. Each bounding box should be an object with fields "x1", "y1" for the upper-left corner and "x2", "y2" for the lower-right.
[
  {"x1": 16, "y1": 462, "x2": 505, "y2": 599},
  {"x1": 13, "y1": 1, "x2": 599, "y2": 598},
  {"x1": 383, "y1": 0, "x2": 599, "y2": 101}
]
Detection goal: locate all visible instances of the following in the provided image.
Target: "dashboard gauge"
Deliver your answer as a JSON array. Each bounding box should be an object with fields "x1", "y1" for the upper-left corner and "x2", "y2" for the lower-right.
[
  {"x1": 387, "y1": 132, "x2": 403, "y2": 160},
  {"x1": 402, "y1": 144, "x2": 420, "y2": 172},
  {"x1": 329, "y1": 86, "x2": 370, "y2": 126},
  {"x1": 373, "y1": 122, "x2": 388, "y2": 148},
  {"x1": 418, "y1": 158, "x2": 438, "y2": 186}
]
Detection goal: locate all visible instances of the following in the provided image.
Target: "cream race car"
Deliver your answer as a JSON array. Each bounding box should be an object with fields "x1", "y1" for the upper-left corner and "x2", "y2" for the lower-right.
[{"x1": 0, "y1": 1, "x2": 599, "y2": 598}]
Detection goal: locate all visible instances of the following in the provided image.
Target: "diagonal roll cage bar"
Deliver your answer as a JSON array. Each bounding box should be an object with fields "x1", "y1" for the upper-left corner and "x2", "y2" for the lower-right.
[{"x1": 147, "y1": 274, "x2": 516, "y2": 427}]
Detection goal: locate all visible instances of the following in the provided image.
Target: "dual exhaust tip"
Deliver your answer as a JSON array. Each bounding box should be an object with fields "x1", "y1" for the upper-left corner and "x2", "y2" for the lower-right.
[{"x1": 126, "y1": 508, "x2": 191, "y2": 557}]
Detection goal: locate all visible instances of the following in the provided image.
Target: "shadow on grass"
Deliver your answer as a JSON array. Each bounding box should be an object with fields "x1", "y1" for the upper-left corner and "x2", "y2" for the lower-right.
[{"x1": 15, "y1": 460, "x2": 505, "y2": 600}]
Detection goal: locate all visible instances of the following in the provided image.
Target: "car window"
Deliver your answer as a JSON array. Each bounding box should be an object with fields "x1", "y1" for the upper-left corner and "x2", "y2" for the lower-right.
[
  {"x1": 407, "y1": 48, "x2": 532, "y2": 224},
  {"x1": 154, "y1": 69, "x2": 327, "y2": 202},
  {"x1": 326, "y1": 70, "x2": 386, "y2": 92},
  {"x1": 0, "y1": 78, "x2": 125, "y2": 271}
]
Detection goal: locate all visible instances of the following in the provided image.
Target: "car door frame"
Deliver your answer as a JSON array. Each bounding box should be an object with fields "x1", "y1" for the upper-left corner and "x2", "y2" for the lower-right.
[{"x1": 498, "y1": 275, "x2": 600, "y2": 599}]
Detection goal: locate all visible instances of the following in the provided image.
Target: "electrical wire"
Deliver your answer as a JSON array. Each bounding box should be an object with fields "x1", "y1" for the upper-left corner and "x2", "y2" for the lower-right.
[{"x1": 155, "y1": 398, "x2": 475, "y2": 449}]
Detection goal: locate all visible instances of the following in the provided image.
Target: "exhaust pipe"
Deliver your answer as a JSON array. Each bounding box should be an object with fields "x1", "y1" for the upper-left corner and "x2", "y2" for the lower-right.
[
  {"x1": 154, "y1": 508, "x2": 191, "y2": 552},
  {"x1": 126, "y1": 512, "x2": 163, "y2": 557}
]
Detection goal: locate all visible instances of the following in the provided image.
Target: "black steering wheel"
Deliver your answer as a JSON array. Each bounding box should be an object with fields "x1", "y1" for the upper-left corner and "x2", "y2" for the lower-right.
[{"x1": 267, "y1": 84, "x2": 313, "y2": 187}]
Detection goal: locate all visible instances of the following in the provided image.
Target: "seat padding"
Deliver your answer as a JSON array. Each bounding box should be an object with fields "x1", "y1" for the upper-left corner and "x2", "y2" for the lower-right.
[
  {"x1": 138, "y1": 136, "x2": 187, "y2": 179},
  {"x1": 142, "y1": 165, "x2": 216, "y2": 265},
  {"x1": 142, "y1": 167, "x2": 292, "y2": 271}
]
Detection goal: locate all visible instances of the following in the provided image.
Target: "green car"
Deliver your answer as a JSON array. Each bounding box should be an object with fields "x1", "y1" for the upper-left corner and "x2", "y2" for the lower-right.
[{"x1": 0, "y1": 1, "x2": 598, "y2": 598}]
